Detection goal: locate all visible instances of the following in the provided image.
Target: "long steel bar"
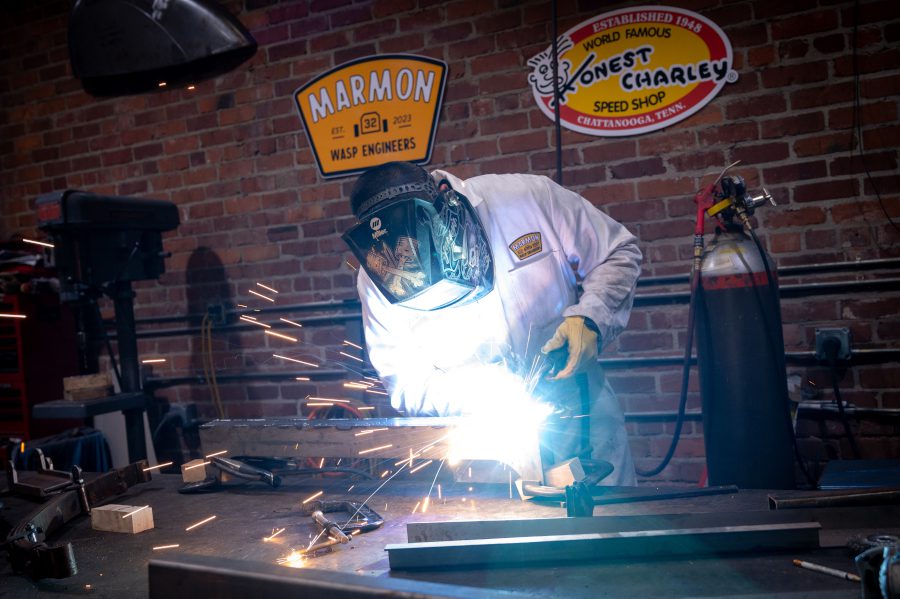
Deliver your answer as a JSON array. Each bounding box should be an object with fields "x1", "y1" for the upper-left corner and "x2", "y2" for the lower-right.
[
  {"x1": 407, "y1": 506, "x2": 899, "y2": 544},
  {"x1": 386, "y1": 522, "x2": 821, "y2": 570},
  {"x1": 149, "y1": 553, "x2": 529, "y2": 599},
  {"x1": 198, "y1": 417, "x2": 543, "y2": 482}
]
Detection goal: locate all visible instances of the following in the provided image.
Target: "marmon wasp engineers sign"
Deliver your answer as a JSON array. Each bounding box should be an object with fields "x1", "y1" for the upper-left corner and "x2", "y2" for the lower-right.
[
  {"x1": 294, "y1": 54, "x2": 447, "y2": 178},
  {"x1": 528, "y1": 5, "x2": 737, "y2": 136}
]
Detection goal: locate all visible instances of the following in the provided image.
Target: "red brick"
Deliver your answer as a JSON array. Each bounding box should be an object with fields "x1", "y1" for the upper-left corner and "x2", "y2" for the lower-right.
[
  {"x1": 763, "y1": 160, "x2": 827, "y2": 185},
  {"x1": 771, "y1": 8, "x2": 839, "y2": 39},
  {"x1": 791, "y1": 82, "x2": 854, "y2": 109},
  {"x1": 863, "y1": 125, "x2": 900, "y2": 150},
  {"x1": 609, "y1": 157, "x2": 665, "y2": 180},
  {"x1": 697, "y1": 122, "x2": 759, "y2": 145},
  {"x1": 761, "y1": 112, "x2": 825, "y2": 138},
  {"x1": 829, "y1": 101, "x2": 898, "y2": 130},
  {"x1": 730, "y1": 142, "x2": 790, "y2": 165},
  {"x1": 763, "y1": 207, "x2": 827, "y2": 228},
  {"x1": 793, "y1": 133, "x2": 853, "y2": 157},
  {"x1": 761, "y1": 62, "x2": 829, "y2": 88}
]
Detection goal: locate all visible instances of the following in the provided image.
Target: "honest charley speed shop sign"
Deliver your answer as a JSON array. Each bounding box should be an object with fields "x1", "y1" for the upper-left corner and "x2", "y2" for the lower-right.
[
  {"x1": 294, "y1": 54, "x2": 447, "y2": 178},
  {"x1": 528, "y1": 6, "x2": 737, "y2": 136}
]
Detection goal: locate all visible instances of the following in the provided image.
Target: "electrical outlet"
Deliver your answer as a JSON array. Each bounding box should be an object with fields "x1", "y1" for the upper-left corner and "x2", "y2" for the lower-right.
[
  {"x1": 814, "y1": 328, "x2": 851, "y2": 362},
  {"x1": 206, "y1": 301, "x2": 227, "y2": 326}
]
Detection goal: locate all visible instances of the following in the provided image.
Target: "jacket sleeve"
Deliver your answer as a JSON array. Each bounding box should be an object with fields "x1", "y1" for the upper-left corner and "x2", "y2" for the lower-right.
[
  {"x1": 357, "y1": 271, "x2": 444, "y2": 416},
  {"x1": 539, "y1": 176, "x2": 642, "y2": 349}
]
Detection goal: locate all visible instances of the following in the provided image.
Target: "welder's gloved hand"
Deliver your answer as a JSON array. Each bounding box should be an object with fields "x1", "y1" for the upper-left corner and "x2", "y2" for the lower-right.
[{"x1": 540, "y1": 316, "x2": 599, "y2": 381}]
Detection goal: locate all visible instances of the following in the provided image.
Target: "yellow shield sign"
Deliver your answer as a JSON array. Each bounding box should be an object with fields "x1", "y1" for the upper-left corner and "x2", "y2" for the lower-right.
[{"x1": 294, "y1": 54, "x2": 447, "y2": 178}]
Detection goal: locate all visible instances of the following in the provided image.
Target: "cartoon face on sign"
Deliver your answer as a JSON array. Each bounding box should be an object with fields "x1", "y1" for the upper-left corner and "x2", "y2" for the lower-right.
[{"x1": 527, "y1": 37, "x2": 574, "y2": 95}]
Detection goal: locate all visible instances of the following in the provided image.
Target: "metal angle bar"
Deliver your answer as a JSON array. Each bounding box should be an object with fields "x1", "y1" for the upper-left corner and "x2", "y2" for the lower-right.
[
  {"x1": 149, "y1": 553, "x2": 528, "y2": 599},
  {"x1": 407, "y1": 506, "x2": 900, "y2": 544},
  {"x1": 406, "y1": 510, "x2": 816, "y2": 543},
  {"x1": 386, "y1": 522, "x2": 821, "y2": 570}
]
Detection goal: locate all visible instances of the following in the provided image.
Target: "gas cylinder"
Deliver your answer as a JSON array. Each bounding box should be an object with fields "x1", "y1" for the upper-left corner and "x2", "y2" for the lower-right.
[{"x1": 695, "y1": 224, "x2": 796, "y2": 489}]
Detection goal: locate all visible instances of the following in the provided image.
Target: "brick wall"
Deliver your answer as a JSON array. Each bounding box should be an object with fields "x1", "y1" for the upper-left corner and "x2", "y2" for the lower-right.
[{"x1": 1, "y1": 0, "x2": 898, "y2": 484}]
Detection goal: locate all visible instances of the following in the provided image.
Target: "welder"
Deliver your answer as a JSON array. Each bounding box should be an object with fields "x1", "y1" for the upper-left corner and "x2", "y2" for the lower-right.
[{"x1": 342, "y1": 162, "x2": 642, "y2": 485}]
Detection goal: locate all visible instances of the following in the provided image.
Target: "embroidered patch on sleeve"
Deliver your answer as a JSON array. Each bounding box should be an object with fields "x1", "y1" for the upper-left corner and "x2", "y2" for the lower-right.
[{"x1": 509, "y1": 232, "x2": 543, "y2": 260}]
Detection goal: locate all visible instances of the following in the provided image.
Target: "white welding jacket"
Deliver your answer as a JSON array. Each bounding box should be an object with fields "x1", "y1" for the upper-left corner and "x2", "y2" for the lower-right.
[{"x1": 357, "y1": 171, "x2": 642, "y2": 485}]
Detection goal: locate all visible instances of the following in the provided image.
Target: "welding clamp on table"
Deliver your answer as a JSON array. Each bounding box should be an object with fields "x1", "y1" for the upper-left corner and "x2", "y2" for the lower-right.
[
  {"x1": 298, "y1": 500, "x2": 384, "y2": 556},
  {"x1": 3, "y1": 450, "x2": 152, "y2": 579},
  {"x1": 178, "y1": 456, "x2": 282, "y2": 493}
]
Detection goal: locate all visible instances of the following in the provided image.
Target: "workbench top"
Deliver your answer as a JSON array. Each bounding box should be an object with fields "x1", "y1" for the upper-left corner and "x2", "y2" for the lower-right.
[{"x1": 1, "y1": 473, "x2": 890, "y2": 598}]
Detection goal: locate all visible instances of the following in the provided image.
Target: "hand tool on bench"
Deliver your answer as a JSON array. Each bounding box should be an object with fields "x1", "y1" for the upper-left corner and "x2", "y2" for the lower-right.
[{"x1": 299, "y1": 500, "x2": 383, "y2": 555}]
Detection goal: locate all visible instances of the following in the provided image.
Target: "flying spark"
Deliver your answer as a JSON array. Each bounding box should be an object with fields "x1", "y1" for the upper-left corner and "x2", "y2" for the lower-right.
[
  {"x1": 366, "y1": 389, "x2": 388, "y2": 395},
  {"x1": 276, "y1": 550, "x2": 306, "y2": 568},
  {"x1": 411, "y1": 501, "x2": 421, "y2": 514},
  {"x1": 342, "y1": 340, "x2": 363, "y2": 350},
  {"x1": 205, "y1": 450, "x2": 227, "y2": 458},
  {"x1": 302, "y1": 491, "x2": 324, "y2": 504},
  {"x1": 0, "y1": 314, "x2": 26, "y2": 319},
  {"x1": 256, "y1": 282, "x2": 279, "y2": 294},
  {"x1": 241, "y1": 316, "x2": 271, "y2": 328},
  {"x1": 274, "y1": 354, "x2": 318, "y2": 367},
  {"x1": 306, "y1": 402, "x2": 334, "y2": 407},
  {"x1": 318, "y1": 457, "x2": 325, "y2": 469},
  {"x1": 153, "y1": 544, "x2": 179, "y2": 550},
  {"x1": 23, "y1": 238, "x2": 54, "y2": 248},
  {"x1": 295, "y1": 376, "x2": 310, "y2": 381},
  {"x1": 280, "y1": 318, "x2": 303, "y2": 328},
  {"x1": 345, "y1": 261, "x2": 357, "y2": 271},
  {"x1": 422, "y1": 497, "x2": 431, "y2": 513},
  {"x1": 381, "y1": 470, "x2": 390, "y2": 478},
  {"x1": 353, "y1": 428, "x2": 387, "y2": 436},
  {"x1": 343, "y1": 382, "x2": 368, "y2": 390},
  {"x1": 184, "y1": 461, "x2": 210, "y2": 470},
  {"x1": 141, "y1": 358, "x2": 166, "y2": 364},
  {"x1": 264, "y1": 527, "x2": 286, "y2": 542},
  {"x1": 142, "y1": 461, "x2": 173, "y2": 472},
  {"x1": 122, "y1": 505, "x2": 149, "y2": 519},
  {"x1": 185, "y1": 515, "x2": 217, "y2": 531},
  {"x1": 236, "y1": 304, "x2": 248, "y2": 308},
  {"x1": 248, "y1": 289, "x2": 275, "y2": 302},
  {"x1": 339, "y1": 351, "x2": 364, "y2": 363},
  {"x1": 265, "y1": 330, "x2": 298, "y2": 342},
  {"x1": 357, "y1": 406, "x2": 376, "y2": 410},
  {"x1": 359, "y1": 444, "x2": 392, "y2": 455},
  {"x1": 409, "y1": 460, "x2": 433, "y2": 474}
]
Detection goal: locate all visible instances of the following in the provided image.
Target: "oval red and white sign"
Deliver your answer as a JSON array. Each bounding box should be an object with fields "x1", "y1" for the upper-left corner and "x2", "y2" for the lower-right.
[{"x1": 528, "y1": 5, "x2": 737, "y2": 137}]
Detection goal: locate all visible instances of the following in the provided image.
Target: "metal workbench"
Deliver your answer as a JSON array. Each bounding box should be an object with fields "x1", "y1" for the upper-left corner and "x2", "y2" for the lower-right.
[{"x1": 1, "y1": 473, "x2": 893, "y2": 598}]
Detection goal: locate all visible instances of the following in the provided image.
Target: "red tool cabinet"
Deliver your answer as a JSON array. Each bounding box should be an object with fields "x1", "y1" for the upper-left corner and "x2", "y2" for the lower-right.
[{"x1": 0, "y1": 293, "x2": 78, "y2": 440}]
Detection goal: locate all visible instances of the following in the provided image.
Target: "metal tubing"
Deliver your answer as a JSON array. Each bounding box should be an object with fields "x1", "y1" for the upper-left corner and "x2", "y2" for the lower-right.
[
  {"x1": 637, "y1": 257, "x2": 900, "y2": 287},
  {"x1": 634, "y1": 277, "x2": 900, "y2": 306},
  {"x1": 768, "y1": 489, "x2": 900, "y2": 509},
  {"x1": 143, "y1": 369, "x2": 347, "y2": 389}
]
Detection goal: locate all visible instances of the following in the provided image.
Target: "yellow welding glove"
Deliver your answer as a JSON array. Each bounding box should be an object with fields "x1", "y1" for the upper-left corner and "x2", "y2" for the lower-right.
[{"x1": 540, "y1": 316, "x2": 599, "y2": 381}]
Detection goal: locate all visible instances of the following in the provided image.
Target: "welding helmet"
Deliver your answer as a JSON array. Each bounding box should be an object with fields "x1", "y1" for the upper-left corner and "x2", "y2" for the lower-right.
[{"x1": 342, "y1": 162, "x2": 494, "y2": 310}]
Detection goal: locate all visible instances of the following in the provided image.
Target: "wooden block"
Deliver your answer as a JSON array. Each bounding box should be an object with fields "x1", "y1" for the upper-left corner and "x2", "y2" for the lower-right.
[
  {"x1": 181, "y1": 459, "x2": 210, "y2": 483},
  {"x1": 91, "y1": 504, "x2": 154, "y2": 534},
  {"x1": 63, "y1": 372, "x2": 112, "y2": 401},
  {"x1": 543, "y1": 457, "x2": 585, "y2": 488}
]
